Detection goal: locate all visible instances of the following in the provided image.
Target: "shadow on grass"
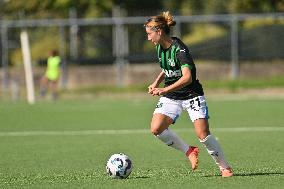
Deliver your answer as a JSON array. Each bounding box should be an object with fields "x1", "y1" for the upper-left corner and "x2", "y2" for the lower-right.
[
  {"x1": 131, "y1": 176, "x2": 151, "y2": 179},
  {"x1": 203, "y1": 171, "x2": 284, "y2": 177},
  {"x1": 234, "y1": 172, "x2": 284, "y2": 177}
]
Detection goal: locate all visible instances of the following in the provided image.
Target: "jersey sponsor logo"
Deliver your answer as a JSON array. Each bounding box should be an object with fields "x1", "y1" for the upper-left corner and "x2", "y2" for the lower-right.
[
  {"x1": 168, "y1": 58, "x2": 175, "y2": 67},
  {"x1": 163, "y1": 69, "x2": 182, "y2": 77}
]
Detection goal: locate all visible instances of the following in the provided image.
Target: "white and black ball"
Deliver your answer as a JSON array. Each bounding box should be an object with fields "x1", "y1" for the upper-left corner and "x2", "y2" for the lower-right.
[{"x1": 106, "y1": 153, "x2": 133, "y2": 179}]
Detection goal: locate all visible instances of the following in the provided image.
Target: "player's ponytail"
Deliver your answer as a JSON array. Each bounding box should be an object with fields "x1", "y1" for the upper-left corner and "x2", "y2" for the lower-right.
[
  {"x1": 162, "y1": 11, "x2": 176, "y2": 28},
  {"x1": 144, "y1": 11, "x2": 176, "y2": 35}
]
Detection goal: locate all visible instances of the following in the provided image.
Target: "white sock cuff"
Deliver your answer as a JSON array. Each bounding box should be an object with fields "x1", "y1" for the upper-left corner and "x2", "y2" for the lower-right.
[
  {"x1": 199, "y1": 134, "x2": 212, "y2": 143},
  {"x1": 156, "y1": 128, "x2": 170, "y2": 138}
]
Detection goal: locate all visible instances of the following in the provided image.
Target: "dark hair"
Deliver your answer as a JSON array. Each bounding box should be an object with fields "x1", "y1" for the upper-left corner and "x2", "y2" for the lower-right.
[{"x1": 51, "y1": 50, "x2": 58, "y2": 56}]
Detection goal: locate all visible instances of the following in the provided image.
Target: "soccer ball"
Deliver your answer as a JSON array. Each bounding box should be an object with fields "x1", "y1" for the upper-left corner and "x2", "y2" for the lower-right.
[{"x1": 106, "y1": 153, "x2": 133, "y2": 179}]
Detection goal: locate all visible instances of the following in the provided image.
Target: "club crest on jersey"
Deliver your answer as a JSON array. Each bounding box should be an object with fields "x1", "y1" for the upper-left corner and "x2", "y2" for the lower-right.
[{"x1": 168, "y1": 58, "x2": 175, "y2": 67}]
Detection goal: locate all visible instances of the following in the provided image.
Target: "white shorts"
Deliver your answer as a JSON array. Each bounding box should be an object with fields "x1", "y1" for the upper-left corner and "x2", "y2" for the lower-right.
[{"x1": 153, "y1": 96, "x2": 209, "y2": 123}]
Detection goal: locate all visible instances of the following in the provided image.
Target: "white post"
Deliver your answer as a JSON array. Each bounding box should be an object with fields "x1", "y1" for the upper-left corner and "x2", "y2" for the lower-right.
[
  {"x1": 1, "y1": 25, "x2": 9, "y2": 92},
  {"x1": 230, "y1": 16, "x2": 239, "y2": 80},
  {"x1": 69, "y1": 8, "x2": 78, "y2": 61},
  {"x1": 20, "y1": 30, "x2": 35, "y2": 104},
  {"x1": 112, "y1": 6, "x2": 129, "y2": 86}
]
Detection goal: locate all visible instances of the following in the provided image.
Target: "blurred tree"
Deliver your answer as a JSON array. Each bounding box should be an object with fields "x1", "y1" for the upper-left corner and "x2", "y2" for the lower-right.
[
  {"x1": 0, "y1": 0, "x2": 114, "y2": 19},
  {"x1": 1, "y1": 0, "x2": 283, "y2": 19},
  {"x1": 180, "y1": 0, "x2": 204, "y2": 15},
  {"x1": 1, "y1": 0, "x2": 284, "y2": 66},
  {"x1": 228, "y1": 0, "x2": 284, "y2": 13},
  {"x1": 113, "y1": 0, "x2": 162, "y2": 16},
  {"x1": 203, "y1": 0, "x2": 229, "y2": 14}
]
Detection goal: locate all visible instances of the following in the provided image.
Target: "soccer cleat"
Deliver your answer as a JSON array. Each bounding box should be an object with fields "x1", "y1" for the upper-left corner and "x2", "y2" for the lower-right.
[
  {"x1": 220, "y1": 167, "x2": 233, "y2": 177},
  {"x1": 186, "y1": 146, "x2": 199, "y2": 170}
]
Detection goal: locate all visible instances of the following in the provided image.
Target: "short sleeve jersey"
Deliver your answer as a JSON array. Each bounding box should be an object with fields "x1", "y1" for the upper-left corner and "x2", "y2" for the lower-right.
[
  {"x1": 155, "y1": 37, "x2": 204, "y2": 100},
  {"x1": 45, "y1": 56, "x2": 61, "y2": 81}
]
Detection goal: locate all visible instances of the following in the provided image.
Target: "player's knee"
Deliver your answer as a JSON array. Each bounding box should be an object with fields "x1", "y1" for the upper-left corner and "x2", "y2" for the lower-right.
[
  {"x1": 150, "y1": 124, "x2": 163, "y2": 135},
  {"x1": 150, "y1": 127, "x2": 159, "y2": 135}
]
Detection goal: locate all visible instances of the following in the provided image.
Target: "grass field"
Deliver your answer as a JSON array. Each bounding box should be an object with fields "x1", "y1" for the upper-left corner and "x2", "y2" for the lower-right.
[{"x1": 0, "y1": 95, "x2": 284, "y2": 189}]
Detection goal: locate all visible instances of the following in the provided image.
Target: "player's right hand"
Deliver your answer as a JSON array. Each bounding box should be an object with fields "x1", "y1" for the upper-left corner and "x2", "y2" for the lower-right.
[{"x1": 148, "y1": 85, "x2": 154, "y2": 94}]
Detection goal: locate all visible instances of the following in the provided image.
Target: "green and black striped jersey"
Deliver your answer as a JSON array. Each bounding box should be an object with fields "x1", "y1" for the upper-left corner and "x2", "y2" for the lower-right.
[{"x1": 155, "y1": 37, "x2": 204, "y2": 100}]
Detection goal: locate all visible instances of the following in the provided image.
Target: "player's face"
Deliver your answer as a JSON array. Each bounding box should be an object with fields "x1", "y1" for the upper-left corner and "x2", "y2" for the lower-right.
[{"x1": 146, "y1": 27, "x2": 161, "y2": 45}]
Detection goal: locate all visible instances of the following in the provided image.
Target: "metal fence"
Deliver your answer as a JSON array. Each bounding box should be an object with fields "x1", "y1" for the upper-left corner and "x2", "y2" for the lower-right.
[{"x1": 1, "y1": 12, "x2": 284, "y2": 90}]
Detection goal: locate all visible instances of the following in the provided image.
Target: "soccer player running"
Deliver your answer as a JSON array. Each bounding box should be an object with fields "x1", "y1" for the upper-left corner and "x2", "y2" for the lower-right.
[{"x1": 144, "y1": 11, "x2": 233, "y2": 177}]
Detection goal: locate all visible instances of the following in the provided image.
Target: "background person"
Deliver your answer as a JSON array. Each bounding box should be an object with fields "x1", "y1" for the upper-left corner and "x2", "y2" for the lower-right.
[
  {"x1": 40, "y1": 50, "x2": 61, "y2": 100},
  {"x1": 144, "y1": 11, "x2": 233, "y2": 177}
]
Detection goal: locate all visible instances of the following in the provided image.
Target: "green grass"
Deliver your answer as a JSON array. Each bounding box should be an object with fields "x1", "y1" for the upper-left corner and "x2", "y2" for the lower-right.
[{"x1": 0, "y1": 97, "x2": 284, "y2": 189}]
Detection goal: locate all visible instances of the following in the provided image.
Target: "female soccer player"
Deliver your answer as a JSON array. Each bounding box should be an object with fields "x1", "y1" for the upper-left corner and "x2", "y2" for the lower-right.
[{"x1": 144, "y1": 11, "x2": 233, "y2": 177}]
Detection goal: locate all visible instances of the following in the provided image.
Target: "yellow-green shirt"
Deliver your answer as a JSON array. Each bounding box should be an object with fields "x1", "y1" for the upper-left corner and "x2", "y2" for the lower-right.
[{"x1": 45, "y1": 56, "x2": 61, "y2": 80}]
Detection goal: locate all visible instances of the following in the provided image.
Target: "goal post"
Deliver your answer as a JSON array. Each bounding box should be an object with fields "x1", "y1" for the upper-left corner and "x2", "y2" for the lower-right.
[{"x1": 20, "y1": 30, "x2": 35, "y2": 104}]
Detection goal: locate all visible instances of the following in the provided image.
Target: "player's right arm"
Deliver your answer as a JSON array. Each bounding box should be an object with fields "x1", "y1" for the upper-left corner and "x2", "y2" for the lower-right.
[{"x1": 148, "y1": 71, "x2": 165, "y2": 94}]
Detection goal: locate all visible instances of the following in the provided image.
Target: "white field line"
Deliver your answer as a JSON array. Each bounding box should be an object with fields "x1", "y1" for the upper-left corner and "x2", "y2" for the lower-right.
[{"x1": 0, "y1": 127, "x2": 283, "y2": 137}]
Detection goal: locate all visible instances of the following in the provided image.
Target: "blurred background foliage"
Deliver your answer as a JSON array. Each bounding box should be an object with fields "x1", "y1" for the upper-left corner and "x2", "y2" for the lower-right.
[
  {"x1": 1, "y1": 0, "x2": 283, "y2": 19},
  {"x1": 0, "y1": 0, "x2": 284, "y2": 66}
]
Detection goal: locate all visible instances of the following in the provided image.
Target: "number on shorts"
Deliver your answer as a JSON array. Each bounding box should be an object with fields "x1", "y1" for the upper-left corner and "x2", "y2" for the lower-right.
[
  {"x1": 189, "y1": 97, "x2": 201, "y2": 111},
  {"x1": 156, "y1": 102, "x2": 163, "y2": 108}
]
